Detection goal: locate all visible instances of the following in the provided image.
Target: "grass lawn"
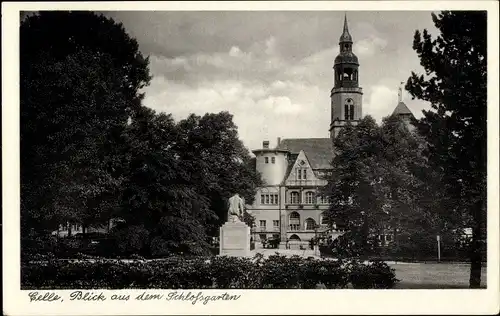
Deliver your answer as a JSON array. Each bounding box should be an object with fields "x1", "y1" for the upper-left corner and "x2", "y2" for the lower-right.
[{"x1": 390, "y1": 262, "x2": 487, "y2": 289}]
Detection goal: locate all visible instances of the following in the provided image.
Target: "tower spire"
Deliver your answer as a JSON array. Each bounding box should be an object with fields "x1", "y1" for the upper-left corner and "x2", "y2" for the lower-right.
[
  {"x1": 343, "y1": 13, "x2": 349, "y2": 33},
  {"x1": 339, "y1": 12, "x2": 353, "y2": 43}
]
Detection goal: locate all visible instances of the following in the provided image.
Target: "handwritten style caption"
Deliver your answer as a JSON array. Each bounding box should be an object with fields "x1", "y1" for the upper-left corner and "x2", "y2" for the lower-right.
[{"x1": 28, "y1": 290, "x2": 241, "y2": 305}]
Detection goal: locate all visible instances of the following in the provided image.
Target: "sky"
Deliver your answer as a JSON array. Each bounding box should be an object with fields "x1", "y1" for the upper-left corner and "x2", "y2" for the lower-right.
[{"x1": 103, "y1": 11, "x2": 438, "y2": 151}]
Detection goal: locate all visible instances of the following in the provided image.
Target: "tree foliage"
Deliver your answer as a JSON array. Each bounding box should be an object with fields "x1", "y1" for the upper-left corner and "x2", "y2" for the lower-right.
[
  {"x1": 21, "y1": 11, "x2": 263, "y2": 256},
  {"x1": 322, "y1": 115, "x2": 444, "y2": 256},
  {"x1": 405, "y1": 11, "x2": 487, "y2": 288},
  {"x1": 20, "y1": 11, "x2": 150, "y2": 235}
]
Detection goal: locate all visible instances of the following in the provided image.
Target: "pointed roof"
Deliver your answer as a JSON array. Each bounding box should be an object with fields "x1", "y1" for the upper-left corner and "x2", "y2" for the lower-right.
[
  {"x1": 392, "y1": 101, "x2": 413, "y2": 116},
  {"x1": 277, "y1": 138, "x2": 333, "y2": 170},
  {"x1": 339, "y1": 13, "x2": 353, "y2": 43}
]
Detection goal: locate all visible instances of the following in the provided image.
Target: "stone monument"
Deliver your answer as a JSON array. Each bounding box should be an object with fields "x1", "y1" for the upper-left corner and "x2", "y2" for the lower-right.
[{"x1": 219, "y1": 193, "x2": 251, "y2": 257}]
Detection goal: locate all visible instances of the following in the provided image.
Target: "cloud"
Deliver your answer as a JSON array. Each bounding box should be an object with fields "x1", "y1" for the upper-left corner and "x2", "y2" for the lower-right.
[
  {"x1": 124, "y1": 11, "x2": 436, "y2": 151},
  {"x1": 364, "y1": 84, "x2": 399, "y2": 122},
  {"x1": 354, "y1": 36, "x2": 388, "y2": 57}
]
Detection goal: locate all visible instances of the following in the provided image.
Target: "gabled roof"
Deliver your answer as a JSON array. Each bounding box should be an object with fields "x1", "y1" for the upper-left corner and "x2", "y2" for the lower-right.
[
  {"x1": 277, "y1": 138, "x2": 333, "y2": 170},
  {"x1": 392, "y1": 101, "x2": 414, "y2": 116},
  {"x1": 283, "y1": 150, "x2": 321, "y2": 185}
]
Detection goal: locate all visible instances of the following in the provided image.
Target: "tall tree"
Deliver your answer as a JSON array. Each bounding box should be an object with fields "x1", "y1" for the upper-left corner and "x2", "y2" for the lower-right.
[
  {"x1": 174, "y1": 112, "x2": 263, "y2": 235},
  {"x1": 323, "y1": 115, "x2": 440, "y2": 258},
  {"x1": 20, "y1": 11, "x2": 150, "y2": 236},
  {"x1": 405, "y1": 11, "x2": 487, "y2": 287},
  {"x1": 323, "y1": 117, "x2": 388, "y2": 253},
  {"x1": 118, "y1": 107, "x2": 214, "y2": 256}
]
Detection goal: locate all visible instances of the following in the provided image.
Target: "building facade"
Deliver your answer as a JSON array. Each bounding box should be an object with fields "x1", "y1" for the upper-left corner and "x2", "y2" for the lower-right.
[{"x1": 247, "y1": 15, "x2": 414, "y2": 247}]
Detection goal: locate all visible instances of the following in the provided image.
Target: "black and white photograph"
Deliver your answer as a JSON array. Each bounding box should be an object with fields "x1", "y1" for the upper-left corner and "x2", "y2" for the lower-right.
[{"x1": 2, "y1": 1, "x2": 499, "y2": 315}]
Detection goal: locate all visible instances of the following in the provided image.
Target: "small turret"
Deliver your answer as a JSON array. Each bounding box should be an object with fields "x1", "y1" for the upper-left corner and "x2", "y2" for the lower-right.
[
  {"x1": 392, "y1": 82, "x2": 415, "y2": 131},
  {"x1": 253, "y1": 140, "x2": 289, "y2": 186}
]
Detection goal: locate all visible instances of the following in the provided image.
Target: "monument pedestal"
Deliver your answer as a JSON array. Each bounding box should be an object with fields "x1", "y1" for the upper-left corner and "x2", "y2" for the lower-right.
[{"x1": 219, "y1": 221, "x2": 251, "y2": 257}]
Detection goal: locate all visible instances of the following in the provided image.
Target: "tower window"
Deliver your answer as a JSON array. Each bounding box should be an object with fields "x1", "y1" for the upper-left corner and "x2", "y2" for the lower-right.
[
  {"x1": 265, "y1": 157, "x2": 269, "y2": 163},
  {"x1": 271, "y1": 157, "x2": 275, "y2": 164},
  {"x1": 345, "y1": 98, "x2": 354, "y2": 121}
]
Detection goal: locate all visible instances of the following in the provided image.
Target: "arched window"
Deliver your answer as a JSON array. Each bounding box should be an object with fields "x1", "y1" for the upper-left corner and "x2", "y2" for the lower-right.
[
  {"x1": 289, "y1": 234, "x2": 301, "y2": 241},
  {"x1": 305, "y1": 191, "x2": 314, "y2": 204},
  {"x1": 305, "y1": 218, "x2": 316, "y2": 230},
  {"x1": 345, "y1": 98, "x2": 354, "y2": 121},
  {"x1": 289, "y1": 212, "x2": 300, "y2": 231},
  {"x1": 290, "y1": 191, "x2": 299, "y2": 204}
]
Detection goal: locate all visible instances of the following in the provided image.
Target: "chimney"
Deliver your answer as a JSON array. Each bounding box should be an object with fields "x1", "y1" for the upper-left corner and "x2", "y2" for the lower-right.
[
  {"x1": 277, "y1": 137, "x2": 281, "y2": 148},
  {"x1": 263, "y1": 140, "x2": 270, "y2": 149}
]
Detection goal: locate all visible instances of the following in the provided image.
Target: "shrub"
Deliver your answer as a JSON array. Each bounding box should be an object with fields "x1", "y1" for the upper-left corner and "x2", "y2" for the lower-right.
[
  {"x1": 259, "y1": 254, "x2": 303, "y2": 289},
  {"x1": 209, "y1": 256, "x2": 256, "y2": 288},
  {"x1": 21, "y1": 255, "x2": 399, "y2": 289},
  {"x1": 348, "y1": 260, "x2": 399, "y2": 289}
]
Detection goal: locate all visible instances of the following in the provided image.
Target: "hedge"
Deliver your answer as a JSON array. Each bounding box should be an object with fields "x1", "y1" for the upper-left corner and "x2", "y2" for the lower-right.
[{"x1": 22, "y1": 254, "x2": 399, "y2": 289}]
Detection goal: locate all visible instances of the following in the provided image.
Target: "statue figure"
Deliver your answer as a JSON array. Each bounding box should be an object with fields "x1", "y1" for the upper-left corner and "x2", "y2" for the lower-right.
[{"x1": 227, "y1": 193, "x2": 245, "y2": 223}]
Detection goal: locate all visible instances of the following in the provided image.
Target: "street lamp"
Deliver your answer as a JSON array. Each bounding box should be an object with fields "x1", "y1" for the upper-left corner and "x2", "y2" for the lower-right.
[{"x1": 314, "y1": 224, "x2": 319, "y2": 256}]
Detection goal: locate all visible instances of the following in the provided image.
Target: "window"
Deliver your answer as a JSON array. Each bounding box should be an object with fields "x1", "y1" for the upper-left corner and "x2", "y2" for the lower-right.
[
  {"x1": 259, "y1": 234, "x2": 267, "y2": 241},
  {"x1": 260, "y1": 220, "x2": 266, "y2": 229},
  {"x1": 271, "y1": 157, "x2": 275, "y2": 164},
  {"x1": 305, "y1": 191, "x2": 314, "y2": 204},
  {"x1": 320, "y1": 214, "x2": 328, "y2": 225},
  {"x1": 262, "y1": 194, "x2": 279, "y2": 205},
  {"x1": 289, "y1": 212, "x2": 300, "y2": 231},
  {"x1": 265, "y1": 157, "x2": 269, "y2": 163},
  {"x1": 273, "y1": 220, "x2": 279, "y2": 229},
  {"x1": 305, "y1": 218, "x2": 316, "y2": 230},
  {"x1": 296, "y1": 168, "x2": 307, "y2": 180},
  {"x1": 386, "y1": 235, "x2": 392, "y2": 242},
  {"x1": 345, "y1": 98, "x2": 354, "y2": 121},
  {"x1": 320, "y1": 195, "x2": 330, "y2": 204},
  {"x1": 290, "y1": 191, "x2": 299, "y2": 204}
]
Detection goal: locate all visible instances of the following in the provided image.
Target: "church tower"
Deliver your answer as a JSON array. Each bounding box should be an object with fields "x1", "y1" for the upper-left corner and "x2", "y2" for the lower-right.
[{"x1": 330, "y1": 14, "x2": 363, "y2": 139}]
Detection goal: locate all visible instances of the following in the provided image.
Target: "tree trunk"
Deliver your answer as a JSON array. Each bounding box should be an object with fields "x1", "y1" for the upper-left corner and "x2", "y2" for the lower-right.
[
  {"x1": 362, "y1": 215, "x2": 369, "y2": 254},
  {"x1": 469, "y1": 200, "x2": 485, "y2": 288}
]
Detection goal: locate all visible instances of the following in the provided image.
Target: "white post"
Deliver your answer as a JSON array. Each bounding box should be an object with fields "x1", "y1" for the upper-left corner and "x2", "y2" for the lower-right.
[{"x1": 437, "y1": 235, "x2": 441, "y2": 263}]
